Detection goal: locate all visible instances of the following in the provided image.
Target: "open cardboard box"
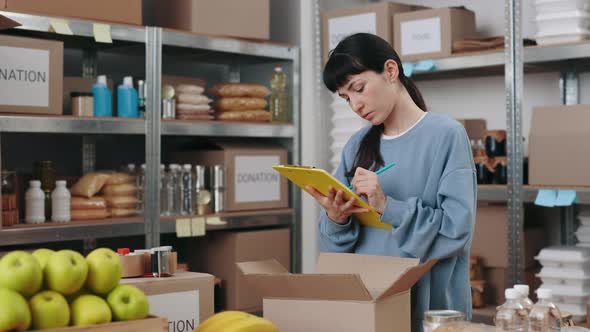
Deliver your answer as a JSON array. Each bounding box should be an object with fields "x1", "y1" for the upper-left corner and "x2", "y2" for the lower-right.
[{"x1": 238, "y1": 253, "x2": 437, "y2": 332}]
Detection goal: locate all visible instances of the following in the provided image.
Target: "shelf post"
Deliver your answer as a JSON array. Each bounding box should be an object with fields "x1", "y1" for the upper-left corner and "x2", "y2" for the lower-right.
[{"x1": 505, "y1": 0, "x2": 525, "y2": 286}]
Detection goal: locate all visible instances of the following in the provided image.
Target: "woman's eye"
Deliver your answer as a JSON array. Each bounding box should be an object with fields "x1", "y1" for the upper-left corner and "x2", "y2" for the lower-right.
[{"x1": 356, "y1": 85, "x2": 365, "y2": 93}]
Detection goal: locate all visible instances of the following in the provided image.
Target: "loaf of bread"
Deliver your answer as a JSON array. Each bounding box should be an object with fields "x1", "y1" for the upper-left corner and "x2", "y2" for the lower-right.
[
  {"x1": 176, "y1": 94, "x2": 211, "y2": 105},
  {"x1": 101, "y1": 183, "x2": 138, "y2": 197},
  {"x1": 216, "y1": 110, "x2": 271, "y2": 121},
  {"x1": 110, "y1": 208, "x2": 139, "y2": 217},
  {"x1": 105, "y1": 173, "x2": 135, "y2": 185},
  {"x1": 176, "y1": 104, "x2": 212, "y2": 112},
  {"x1": 103, "y1": 196, "x2": 139, "y2": 209},
  {"x1": 214, "y1": 98, "x2": 267, "y2": 111},
  {"x1": 71, "y1": 197, "x2": 107, "y2": 210},
  {"x1": 209, "y1": 83, "x2": 270, "y2": 98},
  {"x1": 70, "y1": 173, "x2": 111, "y2": 198},
  {"x1": 71, "y1": 209, "x2": 110, "y2": 220},
  {"x1": 176, "y1": 84, "x2": 204, "y2": 95}
]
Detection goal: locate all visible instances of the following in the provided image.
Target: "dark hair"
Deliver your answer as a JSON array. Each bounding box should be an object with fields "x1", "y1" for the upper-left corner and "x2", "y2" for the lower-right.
[{"x1": 323, "y1": 33, "x2": 427, "y2": 178}]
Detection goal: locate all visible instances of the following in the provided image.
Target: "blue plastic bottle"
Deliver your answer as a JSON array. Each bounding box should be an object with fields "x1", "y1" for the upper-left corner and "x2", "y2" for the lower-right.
[
  {"x1": 117, "y1": 76, "x2": 139, "y2": 118},
  {"x1": 92, "y1": 75, "x2": 113, "y2": 117}
]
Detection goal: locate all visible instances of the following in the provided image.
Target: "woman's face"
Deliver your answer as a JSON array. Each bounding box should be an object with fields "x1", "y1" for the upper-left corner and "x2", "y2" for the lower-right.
[{"x1": 336, "y1": 63, "x2": 401, "y2": 125}]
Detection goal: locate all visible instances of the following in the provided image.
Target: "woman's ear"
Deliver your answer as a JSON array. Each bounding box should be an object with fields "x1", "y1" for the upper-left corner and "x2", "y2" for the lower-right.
[{"x1": 383, "y1": 59, "x2": 399, "y2": 83}]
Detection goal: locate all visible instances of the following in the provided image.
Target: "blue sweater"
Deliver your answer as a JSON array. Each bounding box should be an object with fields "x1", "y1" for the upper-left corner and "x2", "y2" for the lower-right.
[{"x1": 319, "y1": 112, "x2": 476, "y2": 332}]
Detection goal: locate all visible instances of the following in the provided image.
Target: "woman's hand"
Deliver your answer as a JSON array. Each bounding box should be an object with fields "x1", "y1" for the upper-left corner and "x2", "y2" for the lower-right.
[
  {"x1": 306, "y1": 186, "x2": 369, "y2": 225},
  {"x1": 351, "y1": 167, "x2": 386, "y2": 214}
]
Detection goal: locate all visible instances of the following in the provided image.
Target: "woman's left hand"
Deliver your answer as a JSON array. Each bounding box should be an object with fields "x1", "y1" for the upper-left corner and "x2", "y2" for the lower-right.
[{"x1": 351, "y1": 167, "x2": 386, "y2": 214}]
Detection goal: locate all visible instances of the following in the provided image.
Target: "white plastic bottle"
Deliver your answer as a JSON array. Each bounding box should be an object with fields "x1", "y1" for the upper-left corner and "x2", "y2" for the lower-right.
[
  {"x1": 514, "y1": 284, "x2": 534, "y2": 312},
  {"x1": 529, "y1": 288, "x2": 562, "y2": 332},
  {"x1": 26, "y1": 180, "x2": 45, "y2": 224},
  {"x1": 494, "y1": 288, "x2": 528, "y2": 331},
  {"x1": 51, "y1": 180, "x2": 70, "y2": 223}
]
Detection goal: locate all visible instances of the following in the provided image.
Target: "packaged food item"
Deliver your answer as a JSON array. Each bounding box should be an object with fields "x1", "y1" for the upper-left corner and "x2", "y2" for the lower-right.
[
  {"x1": 109, "y1": 208, "x2": 139, "y2": 217},
  {"x1": 208, "y1": 83, "x2": 270, "y2": 98},
  {"x1": 71, "y1": 209, "x2": 110, "y2": 220},
  {"x1": 176, "y1": 104, "x2": 212, "y2": 112},
  {"x1": 70, "y1": 197, "x2": 107, "y2": 210},
  {"x1": 214, "y1": 97, "x2": 268, "y2": 111},
  {"x1": 103, "y1": 196, "x2": 139, "y2": 209},
  {"x1": 176, "y1": 84, "x2": 205, "y2": 95},
  {"x1": 216, "y1": 110, "x2": 271, "y2": 121},
  {"x1": 176, "y1": 94, "x2": 210, "y2": 105},
  {"x1": 101, "y1": 183, "x2": 138, "y2": 197},
  {"x1": 105, "y1": 173, "x2": 135, "y2": 185},
  {"x1": 70, "y1": 173, "x2": 111, "y2": 198}
]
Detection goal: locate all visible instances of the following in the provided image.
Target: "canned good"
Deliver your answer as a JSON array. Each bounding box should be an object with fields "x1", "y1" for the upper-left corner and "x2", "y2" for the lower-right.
[
  {"x1": 151, "y1": 246, "x2": 173, "y2": 277},
  {"x1": 423, "y1": 310, "x2": 465, "y2": 332}
]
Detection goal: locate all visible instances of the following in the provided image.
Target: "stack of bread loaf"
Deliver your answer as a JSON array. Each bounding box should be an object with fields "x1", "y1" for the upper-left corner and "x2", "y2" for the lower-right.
[
  {"x1": 175, "y1": 84, "x2": 214, "y2": 121},
  {"x1": 209, "y1": 83, "x2": 271, "y2": 121},
  {"x1": 70, "y1": 172, "x2": 139, "y2": 220}
]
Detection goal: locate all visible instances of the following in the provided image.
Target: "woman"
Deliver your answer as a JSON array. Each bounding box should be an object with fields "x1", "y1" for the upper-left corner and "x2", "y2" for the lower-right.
[{"x1": 307, "y1": 33, "x2": 476, "y2": 331}]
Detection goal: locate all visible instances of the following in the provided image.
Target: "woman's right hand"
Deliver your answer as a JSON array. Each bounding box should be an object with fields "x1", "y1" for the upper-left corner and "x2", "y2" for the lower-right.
[{"x1": 306, "y1": 186, "x2": 369, "y2": 225}]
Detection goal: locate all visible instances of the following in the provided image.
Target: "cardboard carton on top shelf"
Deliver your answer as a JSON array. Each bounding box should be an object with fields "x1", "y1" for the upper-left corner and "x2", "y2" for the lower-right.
[
  {"x1": 0, "y1": 35, "x2": 63, "y2": 115},
  {"x1": 239, "y1": 252, "x2": 437, "y2": 332},
  {"x1": 458, "y1": 118, "x2": 487, "y2": 140},
  {"x1": 321, "y1": 2, "x2": 422, "y2": 64},
  {"x1": 394, "y1": 7, "x2": 476, "y2": 62},
  {"x1": 2, "y1": 0, "x2": 143, "y2": 25},
  {"x1": 155, "y1": 0, "x2": 269, "y2": 40}
]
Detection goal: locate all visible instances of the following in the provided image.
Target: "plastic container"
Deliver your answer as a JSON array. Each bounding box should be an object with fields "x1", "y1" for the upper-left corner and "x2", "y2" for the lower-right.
[
  {"x1": 514, "y1": 284, "x2": 534, "y2": 312},
  {"x1": 25, "y1": 180, "x2": 45, "y2": 224},
  {"x1": 549, "y1": 288, "x2": 590, "y2": 304},
  {"x1": 534, "y1": 0, "x2": 590, "y2": 15},
  {"x1": 494, "y1": 288, "x2": 529, "y2": 331},
  {"x1": 535, "y1": 31, "x2": 590, "y2": 45},
  {"x1": 536, "y1": 246, "x2": 590, "y2": 269},
  {"x1": 51, "y1": 180, "x2": 70, "y2": 223},
  {"x1": 117, "y1": 76, "x2": 139, "y2": 118},
  {"x1": 92, "y1": 75, "x2": 113, "y2": 117},
  {"x1": 529, "y1": 289, "x2": 563, "y2": 331},
  {"x1": 535, "y1": 10, "x2": 590, "y2": 35},
  {"x1": 541, "y1": 281, "x2": 590, "y2": 294}
]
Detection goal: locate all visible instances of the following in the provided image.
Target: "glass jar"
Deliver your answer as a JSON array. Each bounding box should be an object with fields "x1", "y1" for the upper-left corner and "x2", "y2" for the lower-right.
[{"x1": 423, "y1": 310, "x2": 466, "y2": 332}]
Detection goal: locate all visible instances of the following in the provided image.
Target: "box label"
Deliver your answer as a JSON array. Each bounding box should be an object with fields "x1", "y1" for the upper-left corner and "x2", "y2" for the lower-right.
[
  {"x1": 148, "y1": 290, "x2": 200, "y2": 332},
  {"x1": 0, "y1": 46, "x2": 50, "y2": 107},
  {"x1": 328, "y1": 13, "x2": 377, "y2": 50},
  {"x1": 401, "y1": 17, "x2": 442, "y2": 56},
  {"x1": 234, "y1": 155, "x2": 281, "y2": 203}
]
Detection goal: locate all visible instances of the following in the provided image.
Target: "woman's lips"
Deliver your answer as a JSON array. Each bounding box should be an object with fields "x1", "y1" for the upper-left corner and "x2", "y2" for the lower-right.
[{"x1": 363, "y1": 112, "x2": 375, "y2": 120}]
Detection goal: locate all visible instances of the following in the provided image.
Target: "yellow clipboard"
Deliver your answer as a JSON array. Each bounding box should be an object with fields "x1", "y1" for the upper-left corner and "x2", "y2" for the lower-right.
[{"x1": 272, "y1": 165, "x2": 392, "y2": 230}]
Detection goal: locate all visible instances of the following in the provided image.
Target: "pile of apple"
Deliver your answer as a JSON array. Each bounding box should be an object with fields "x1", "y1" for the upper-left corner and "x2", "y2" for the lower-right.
[{"x1": 0, "y1": 248, "x2": 150, "y2": 331}]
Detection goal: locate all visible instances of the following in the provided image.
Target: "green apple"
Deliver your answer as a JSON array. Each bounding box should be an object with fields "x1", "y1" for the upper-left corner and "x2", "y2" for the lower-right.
[
  {"x1": 107, "y1": 285, "x2": 149, "y2": 321},
  {"x1": 45, "y1": 250, "x2": 88, "y2": 295},
  {"x1": 0, "y1": 287, "x2": 31, "y2": 331},
  {"x1": 65, "y1": 287, "x2": 91, "y2": 303},
  {"x1": 85, "y1": 248, "x2": 122, "y2": 295},
  {"x1": 29, "y1": 290, "x2": 70, "y2": 329},
  {"x1": 70, "y1": 294, "x2": 112, "y2": 326},
  {"x1": 0, "y1": 251, "x2": 42, "y2": 296},
  {"x1": 32, "y1": 248, "x2": 55, "y2": 270}
]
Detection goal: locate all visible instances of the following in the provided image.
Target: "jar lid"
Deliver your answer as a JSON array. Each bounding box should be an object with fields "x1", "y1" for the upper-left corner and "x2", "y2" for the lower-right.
[
  {"x1": 117, "y1": 248, "x2": 130, "y2": 255},
  {"x1": 70, "y1": 92, "x2": 93, "y2": 97},
  {"x1": 424, "y1": 310, "x2": 465, "y2": 324}
]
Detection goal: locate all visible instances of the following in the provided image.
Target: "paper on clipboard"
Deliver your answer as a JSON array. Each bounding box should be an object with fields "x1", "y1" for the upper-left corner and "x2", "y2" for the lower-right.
[{"x1": 272, "y1": 165, "x2": 392, "y2": 230}]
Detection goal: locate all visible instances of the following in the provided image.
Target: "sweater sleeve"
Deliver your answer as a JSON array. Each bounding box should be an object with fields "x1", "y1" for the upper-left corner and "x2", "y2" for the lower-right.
[
  {"x1": 318, "y1": 138, "x2": 360, "y2": 253},
  {"x1": 379, "y1": 126, "x2": 477, "y2": 260}
]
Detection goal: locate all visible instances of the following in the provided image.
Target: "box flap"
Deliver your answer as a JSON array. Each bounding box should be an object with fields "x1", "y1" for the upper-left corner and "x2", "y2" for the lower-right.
[
  {"x1": 0, "y1": 14, "x2": 20, "y2": 30},
  {"x1": 316, "y1": 253, "x2": 437, "y2": 300},
  {"x1": 238, "y1": 259, "x2": 373, "y2": 301}
]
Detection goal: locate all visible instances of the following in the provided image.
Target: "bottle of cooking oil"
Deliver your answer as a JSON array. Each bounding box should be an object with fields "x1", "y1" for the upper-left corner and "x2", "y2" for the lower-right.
[{"x1": 270, "y1": 65, "x2": 289, "y2": 123}]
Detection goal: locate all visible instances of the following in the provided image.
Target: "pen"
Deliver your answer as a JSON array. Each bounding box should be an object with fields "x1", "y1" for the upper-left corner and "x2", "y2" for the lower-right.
[{"x1": 347, "y1": 162, "x2": 396, "y2": 190}]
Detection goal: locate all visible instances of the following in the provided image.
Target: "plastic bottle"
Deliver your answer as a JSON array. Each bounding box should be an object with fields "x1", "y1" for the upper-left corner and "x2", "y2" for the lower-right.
[
  {"x1": 92, "y1": 75, "x2": 113, "y2": 117},
  {"x1": 494, "y1": 288, "x2": 528, "y2": 331},
  {"x1": 162, "y1": 165, "x2": 175, "y2": 216},
  {"x1": 117, "y1": 76, "x2": 139, "y2": 118},
  {"x1": 170, "y1": 164, "x2": 182, "y2": 215},
  {"x1": 25, "y1": 180, "x2": 45, "y2": 224},
  {"x1": 529, "y1": 289, "x2": 562, "y2": 332},
  {"x1": 138, "y1": 164, "x2": 146, "y2": 214},
  {"x1": 514, "y1": 284, "x2": 534, "y2": 313},
  {"x1": 159, "y1": 165, "x2": 167, "y2": 216},
  {"x1": 269, "y1": 65, "x2": 289, "y2": 123},
  {"x1": 51, "y1": 180, "x2": 70, "y2": 223},
  {"x1": 180, "y1": 164, "x2": 193, "y2": 216}
]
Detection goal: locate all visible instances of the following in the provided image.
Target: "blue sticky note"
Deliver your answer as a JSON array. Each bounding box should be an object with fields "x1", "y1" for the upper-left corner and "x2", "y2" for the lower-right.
[
  {"x1": 535, "y1": 189, "x2": 557, "y2": 207},
  {"x1": 415, "y1": 60, "x2": 435, "y2": 71},
  {"x1": 555, "y1": 190, "x2": 577, "y2": 207},
  {"x1": 402, "y1": 62, "x2": 414, "y2": 77}
]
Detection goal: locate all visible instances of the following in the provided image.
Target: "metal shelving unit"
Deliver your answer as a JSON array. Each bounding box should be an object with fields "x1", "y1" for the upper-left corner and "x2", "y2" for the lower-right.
[{"x1": 0, "y1": 12, "x2": 301, "y2": 270}]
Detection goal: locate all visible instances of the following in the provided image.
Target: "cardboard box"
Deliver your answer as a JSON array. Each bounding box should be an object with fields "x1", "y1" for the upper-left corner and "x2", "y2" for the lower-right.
[
  {"x1": 0, "y1": 35, "x2": 63, "y2": 115},
  {"x1": 155, "y1": 0, "x2": 269, "y2": 40},
  {"x1": 471, "y1": 203, "x2": 547, "y2": 269},
  {"x1": 394, "y1": 7, "x2": 476, "y2": 62},
  {"x1": 120, "y1": 272, "x2": 214, "y2": 330},
  {"x1": 187, "y1": 228, "x2": 290, "y2": 312},
  {"x1": 321, "y1": 2, "x2": 419, "y2": 64},
  {"x1": 2, "y1": 0, "x2": 142, "y2": 25},
  {"x1": 458, "y1": 119, "x2": 487, "y2": 140},
  {"x1": 238, "y1": 253, "x2": 437, "y2": 332},
  {"x1": 0, "y1": 13, "x2": 20, "y2": 30},
  {"x1": 172, "y1": 142, "x2": 289, "y2": 211},
  {"x1": 28, "y1": 316, "x2": 168, "y2": 332},
  {"x1": 62, "y1": 77, "x2": 114, "y2": 115},
  {"x1": 529, "y1": 104, "x2": 590, "y2": 187}
]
